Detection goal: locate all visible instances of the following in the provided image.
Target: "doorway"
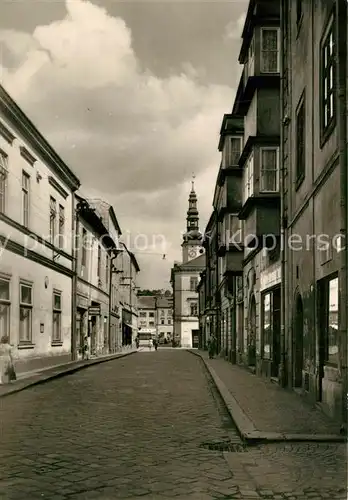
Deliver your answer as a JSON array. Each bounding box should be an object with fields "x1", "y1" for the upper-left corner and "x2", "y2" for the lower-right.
[
  {"x1": 248, "y1": 295, "x2": 256, "y2": 366},
  {"x1": 272, "y1": 287, "x2": 281, "y2": 377},
  {"x1": 294, "y1": 294, "x2": 304, "y2": 388}
]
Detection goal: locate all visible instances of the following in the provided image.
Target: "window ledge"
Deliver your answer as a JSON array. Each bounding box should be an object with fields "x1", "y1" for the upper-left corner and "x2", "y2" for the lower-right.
[
  {"x1": 17, "y1": 343, "x2": 35, "y2": 350},
  {"x1": 51, "y1": 341, "x2": 63, "y2": 347}
]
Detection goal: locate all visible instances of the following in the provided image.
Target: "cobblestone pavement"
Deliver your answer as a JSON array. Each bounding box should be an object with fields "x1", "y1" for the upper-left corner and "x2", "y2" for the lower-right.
[{"x1": 0, "y1": 350, "x2": 346, "y2": 500}]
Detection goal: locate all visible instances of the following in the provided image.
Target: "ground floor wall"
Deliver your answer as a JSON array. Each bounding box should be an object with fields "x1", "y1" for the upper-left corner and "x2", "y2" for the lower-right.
[
  {"x1": 0, "y1": 249, "x2": 72, "y2": 364},
  {"x1": 174, "y1": 319, "x2": 199, "y2": 348},
  {"x1": 76, "y1": 280, "x2": 109, "y2": 356}
]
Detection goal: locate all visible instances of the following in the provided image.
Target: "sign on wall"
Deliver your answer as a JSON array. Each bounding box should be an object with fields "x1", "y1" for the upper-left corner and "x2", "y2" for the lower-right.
[{"x1": 260, "y1": 264, "x2": 281, "y2": 291}]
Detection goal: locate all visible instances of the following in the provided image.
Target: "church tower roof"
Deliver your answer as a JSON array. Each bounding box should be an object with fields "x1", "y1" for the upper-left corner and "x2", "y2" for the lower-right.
[{"x1": 183, "y1": 175, "x2": 202, "y2": 242}]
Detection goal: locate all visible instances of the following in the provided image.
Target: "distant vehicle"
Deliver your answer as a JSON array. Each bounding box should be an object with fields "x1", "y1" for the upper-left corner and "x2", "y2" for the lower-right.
[{"x1": 138, "y1": 328, "x2": 156, "y2": 346}]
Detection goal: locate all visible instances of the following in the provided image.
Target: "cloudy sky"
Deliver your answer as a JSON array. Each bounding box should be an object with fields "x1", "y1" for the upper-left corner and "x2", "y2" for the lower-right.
[{"x1": 0, "y1": 0, "x2": 247, "y2": 289}]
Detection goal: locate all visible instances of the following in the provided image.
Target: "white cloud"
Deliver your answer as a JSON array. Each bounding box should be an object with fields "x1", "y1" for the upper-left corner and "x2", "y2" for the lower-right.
[
  {"x1": 223, "y1": 13, "x2": 246, "y2": 41},
  {"x1": 0, "y1": 0, "x2": 233, "y2": 288}
]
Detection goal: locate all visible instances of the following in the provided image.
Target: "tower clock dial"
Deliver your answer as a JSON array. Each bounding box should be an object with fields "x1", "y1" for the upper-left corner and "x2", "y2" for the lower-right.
[{"x1": 188, "y1": 248, "x2": 197, "y2": 258}]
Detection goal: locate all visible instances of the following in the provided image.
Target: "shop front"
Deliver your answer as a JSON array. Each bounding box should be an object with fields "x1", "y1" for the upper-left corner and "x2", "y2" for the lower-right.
[{"x1": 259, "y1": 264, "x2": 281, "y2": 379}]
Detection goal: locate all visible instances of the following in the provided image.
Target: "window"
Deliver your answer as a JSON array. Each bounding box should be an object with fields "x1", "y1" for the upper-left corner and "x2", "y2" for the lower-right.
[
  {"x1": 81, "y1": 228, "x2": 87, "y2": 268},
  {"x1": 149, "y1": 312, "x2": 154, "y2": 318},
  {"x1": 0, "y1": 278, "x2": 10, "y2": 340},
  {"x1": 261, "y1": 28, "x2": 280, "y2": 73},
  {"x1": 0, "y1": 151, "x2": 8, "y2": 213},
  {"x1": 226, "y1": 214, "x2": 243, "y2": 246},
  {"x1": 161, "y1": 320, "x2": 164, "y2": 325},
  {"x1": 140, "y1": 312, "x2": 146, "y2": 317},
  {"x1": 243, "y1": 153, "x2": 254, "y2": 202},
  {"x1": 190, "y1": 277, "x2": 198, "y2": 291},
  {"x1": 149, "y1": 321, "x2": 155, "y2": 326},
  {"x1": 19, "y1": 283, "x2": 32, "y2": 343},
  {"x1": 97, "y1": 244, "x2": 102, "y2": 281},
  {"x1": 260, "y1": 148, "x2": 279, "y2": 192},
  {"x1": 321, "y1": 14, "x2": 336, "y2": 138},
  {"x1": 327, "y1": 277, "x2": 338, "y2": 365},
  {"x1": 160, "y1": 309, "x2": 165, "y2": 317},
  {"x1": 58, "y1": 205, "x2": 65, "y2": 248},
  {"x1": 168, "y1": 319, "x2": 171, "y2": 324},
  {"x1": 105, "y1": 254, "x2": 110, "y2": 288},
  {"x1": 262, "y1": 293, "x2": 272, "y2": 359},
  {"x1": 296, "y1": 96, "x2": 305, "y2": 183},
  {"x1": 22, "y1": 171, "x2": 30, "y2": 228},
  {"x1": 190, "y1": 302, "x2": 198, "y2": 316},
  {"x1": 49, "y1": 197, "x2": 56, "y2": 244},
  {"x1": 224, "y1": 137, "x2": 241, "y2": 167},
  {"x1": 52, "y1": 291, "x2": 62, "y2": 343}
]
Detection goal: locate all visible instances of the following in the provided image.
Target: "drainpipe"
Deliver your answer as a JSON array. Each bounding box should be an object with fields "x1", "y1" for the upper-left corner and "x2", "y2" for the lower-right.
[
  {"x1": 336, "y1": 0, "x2": 348, "y2": 432},
  {"x1": 71, "y1": 193, "x2": 78, "y2": 361},
  {"x1": 279, "y1": 0, "x2": 287, "y2": 387}
]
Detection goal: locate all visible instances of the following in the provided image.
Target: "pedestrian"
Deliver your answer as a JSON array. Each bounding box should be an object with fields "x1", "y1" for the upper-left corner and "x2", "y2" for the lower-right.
[
  {"x1": 148, "y1": 338, "x2": 153, "y2": 351},
  {"x1": 0, "y1": 335, "x2": 16, "y2": 384},
  {"x1": 135, "y1": 336, "x2": 139, "y2": 349},
  {"x1": 208, "y1": 334, "x2": 216, "y2": 359},
  {"x1": 153, "y1": 338, "x2": 158, "y2": 351},
  {"x1": 83, "y1": 335, "x2": 90, "y2": 360}
]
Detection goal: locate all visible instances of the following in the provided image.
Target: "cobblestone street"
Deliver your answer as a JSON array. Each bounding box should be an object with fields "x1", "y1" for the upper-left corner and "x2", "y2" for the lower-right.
[{"x1": 0, "y1": 351, "x2": 346, "y2": 500}]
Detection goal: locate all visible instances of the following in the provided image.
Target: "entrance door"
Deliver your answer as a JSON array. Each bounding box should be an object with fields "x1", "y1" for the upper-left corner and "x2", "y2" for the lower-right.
[
  {"x1": 191, "y1": 329, "x2": 199, "y2": 348},
  {"x1": 272, "y1": 288, "x2": 281, "y2": 377},
  {"x1": 248, "y1": 295, "x2": 256, "y2": 366},
  {"x1": 294, "y1": 294, "x2": 304, "y2": 387},
  {"x1": 90, "y1": 315, "x2": 97, "y2": 355}
]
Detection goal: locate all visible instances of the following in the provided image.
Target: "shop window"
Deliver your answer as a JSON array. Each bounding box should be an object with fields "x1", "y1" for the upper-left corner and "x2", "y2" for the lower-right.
[{"x1": 262, "y1": 292, "x2": 272, "y2": 359}]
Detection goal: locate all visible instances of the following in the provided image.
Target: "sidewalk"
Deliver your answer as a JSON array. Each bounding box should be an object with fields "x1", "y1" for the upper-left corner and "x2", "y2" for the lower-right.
[
  {"x1": 189, "y1": 349, "x2": 346, "y2": 443},
  {"x1": 0, "y1": 346, "x2": 139, "y2": 399}
]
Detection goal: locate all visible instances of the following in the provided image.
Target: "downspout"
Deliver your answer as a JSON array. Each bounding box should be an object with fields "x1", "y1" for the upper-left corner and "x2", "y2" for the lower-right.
[
  {"x1": 336, "y1": 0, "x2": 348, "y2": 432},
  {"x1": 71, "y1": 193, "x2": 78, "y2": 361},
  {"x1": 279, "y1": 0, "x2": 287, "y2": 387}
]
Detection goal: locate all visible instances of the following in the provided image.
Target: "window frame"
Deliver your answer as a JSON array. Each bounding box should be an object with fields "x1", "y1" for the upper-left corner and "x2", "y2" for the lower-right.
[
  {"x1": 190, "y1": 301, "x2": 198, "y2": 316},
  {"x1": 261, "y1": 291, "x2": 272, "y2": 359},
  {"x1": 52, "y1": 290, "x2": 62, "y2": 344},
  {"x1": 58, "y1": 204, "x2": 65, "y2": 249},
  {"x1": 243, "y1": 153, "x2": 254, "y2": 203},
  {"x1": 81, "y1": 227, "x2": 87, "y2": 268},
  {"x1": 0, "y1": 277, "x2": 10, "y2": 341},
  {"x1": 223, "y1": 136, "x2": 242, "y2": 167},
  {"x1": 22, "y1": 171, "x2": 30, "y2": 228},
  {"x1": 19, "y1": 282, "x2": 33, "y2": 344},
  {"x1": 190, "y1": 277, "x2": 198, "y2": 291},
  {"x1": 320, "y1": 9, "x2": 336, "y2": 146},
  {"x1": 0, "y1": 150, "x2": 8, "y2": 214},
  {"x1": 295, "y1": 92, "x2": 306, "y2": 188},
  {"x1": 260, "y1": 147, "x2": 280, "y2": 193},
  {"x1": 260, "y1": 27, "x2": 280, "y2": 74},
  {"x1": 50, "y1": 196, "x2": 57, "y2": 245}
]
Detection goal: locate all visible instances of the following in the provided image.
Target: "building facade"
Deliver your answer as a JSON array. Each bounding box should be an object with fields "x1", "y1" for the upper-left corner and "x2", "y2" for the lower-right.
[
  {"x1": 0, "y1": 84, "x2": 80, "y2": 372},
  {"x1": 118, "y1": 244, "x2": 140, "y2": 346},
  {"x1": 171, "y1": 182, "x2": 205, "y2": 348},
  {"x1": 137, "y1": 294, "x2": 173, "y2": 341},
  {"x1": 74, "y1": 195, "x2": 120, "y2": 358},
  {"x1": 281, "y1": 0, "x2": 347, "y2": 421}
]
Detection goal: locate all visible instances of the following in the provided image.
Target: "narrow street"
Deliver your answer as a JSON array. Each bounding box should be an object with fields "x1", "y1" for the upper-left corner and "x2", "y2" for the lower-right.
[{"x1": 0, "y1": 351, "x2": 346, "y2": 500}]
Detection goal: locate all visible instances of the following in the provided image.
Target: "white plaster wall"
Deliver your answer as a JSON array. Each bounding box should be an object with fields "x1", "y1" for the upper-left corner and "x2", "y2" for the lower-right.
[{"x1": 0, "y1": 248, "x2": 72, "y2": 359}]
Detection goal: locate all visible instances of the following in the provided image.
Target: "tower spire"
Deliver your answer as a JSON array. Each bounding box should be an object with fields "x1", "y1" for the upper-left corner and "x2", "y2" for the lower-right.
[{"x1": 185, "y1": 175, "x2": 200, "y2": 235}]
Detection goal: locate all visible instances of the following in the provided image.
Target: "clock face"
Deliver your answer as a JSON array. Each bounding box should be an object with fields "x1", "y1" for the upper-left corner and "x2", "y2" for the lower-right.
[{"x1": 188, "y1": 248, "x2": 196, "y2": 258}]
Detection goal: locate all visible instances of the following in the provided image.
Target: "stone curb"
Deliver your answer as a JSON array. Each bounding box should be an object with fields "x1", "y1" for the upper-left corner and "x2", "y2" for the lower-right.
[
  {"x1": 188, "y1": 349, "x2": 347, "y2": 443},
  {"x1": 0, "y1": 350, "x2": 138, "y2": 399}
]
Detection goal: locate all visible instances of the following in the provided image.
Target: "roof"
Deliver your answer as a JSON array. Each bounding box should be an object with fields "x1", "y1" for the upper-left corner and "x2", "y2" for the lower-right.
[
  {"x1": 137, "y1": 295, "x2": 173, "y2": 309},
  {"x1": 172, "y1": 254, "x2": 206, "y2": 274},
  {"x1": 0, "y1": 84, "x2": 80, "y2": 191}
]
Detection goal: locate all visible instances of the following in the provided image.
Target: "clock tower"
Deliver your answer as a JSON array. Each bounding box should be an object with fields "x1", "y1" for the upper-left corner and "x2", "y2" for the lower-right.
[{"x1": 182, "y1": 177, "x2": 203, "y2": 263}]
